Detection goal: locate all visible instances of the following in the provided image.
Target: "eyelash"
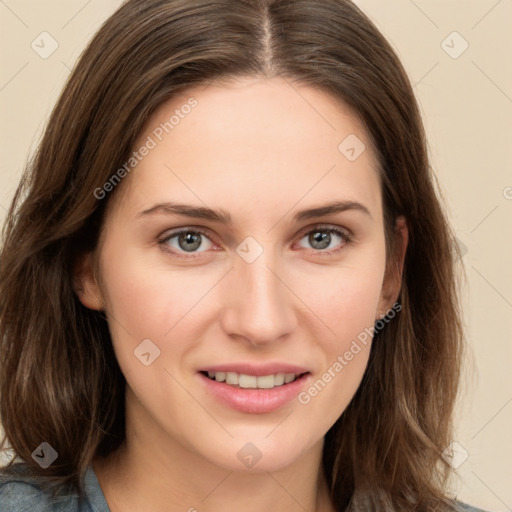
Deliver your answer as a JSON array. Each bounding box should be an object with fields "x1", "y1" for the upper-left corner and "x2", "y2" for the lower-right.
[{"x1": 157, "y1": 225, "x2": 353, "y2": 259}]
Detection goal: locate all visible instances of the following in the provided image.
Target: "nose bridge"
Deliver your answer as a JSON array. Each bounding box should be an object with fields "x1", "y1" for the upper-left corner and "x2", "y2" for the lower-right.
[
  {"x1": 243, "y1": 254, "x2": 282, "y2": 310},
  {"x1": 222, "y1": 244, "x2": 296, "y2": 344}
]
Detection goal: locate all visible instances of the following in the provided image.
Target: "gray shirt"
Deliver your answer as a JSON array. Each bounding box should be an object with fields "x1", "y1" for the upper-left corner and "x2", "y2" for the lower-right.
[
  {"x1": 0, "y1": 463, "x2": 489, "y2": 511},
  {"x1": 0, "y1": 463, "x2": 108, "y2": 511}
]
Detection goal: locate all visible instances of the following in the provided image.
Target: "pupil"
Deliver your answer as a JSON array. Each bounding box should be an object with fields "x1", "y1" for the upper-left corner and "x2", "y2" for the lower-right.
[
  {"x1": 310, "y1": 231, "x2": 330, "y2": 250},
  {"x1": 179, "y1": 232, "x2": 201, "y2": 252}
]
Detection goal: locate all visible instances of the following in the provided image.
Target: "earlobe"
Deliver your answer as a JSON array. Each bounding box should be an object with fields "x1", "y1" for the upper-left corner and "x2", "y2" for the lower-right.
[
  {"x1": 377, "y1": 215, "x2": 408, "y2": 318},
  {"x1": 73, "y1": 252, "x2": 104, "y2": 311}
]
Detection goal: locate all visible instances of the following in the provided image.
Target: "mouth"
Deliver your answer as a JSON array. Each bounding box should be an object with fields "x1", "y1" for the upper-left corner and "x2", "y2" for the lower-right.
[
  {"x1": 197, "y1": 367, "x2": 312, "y2": 414},
  {"x1": 199, "y1": 370, "x2": 309, "y2": 389}
]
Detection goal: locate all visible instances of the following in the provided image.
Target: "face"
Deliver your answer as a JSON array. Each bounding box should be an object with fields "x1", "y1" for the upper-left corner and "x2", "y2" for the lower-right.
[{"x1": 79, "y1": 76, "x2": 405, "y2": 473}]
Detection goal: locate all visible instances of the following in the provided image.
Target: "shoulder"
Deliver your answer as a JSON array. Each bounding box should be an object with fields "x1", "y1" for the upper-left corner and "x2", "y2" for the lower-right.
[
  {"x1": 455, "y1": 501, "x2": 491, "y2": 512},
  {"x1": 0, "y1": 463, "x2": 92, "y2": 512}
]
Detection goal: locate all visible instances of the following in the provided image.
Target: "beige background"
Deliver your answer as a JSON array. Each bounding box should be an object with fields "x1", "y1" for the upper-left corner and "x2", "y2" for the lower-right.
[{"x1": 1, "y1": 1, "x2": 511, "y2": 510}]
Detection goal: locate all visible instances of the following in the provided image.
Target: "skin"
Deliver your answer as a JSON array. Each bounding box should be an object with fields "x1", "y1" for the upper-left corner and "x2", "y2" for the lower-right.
[{"x1": 76, "y1": 76, "x2": 408, "y2": 512}]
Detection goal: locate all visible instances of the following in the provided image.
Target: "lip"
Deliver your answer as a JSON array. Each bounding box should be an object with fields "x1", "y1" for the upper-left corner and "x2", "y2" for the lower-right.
[
  {"x1": 198, "y1": 370, "x2": 311, "y2": 414},
  {"x1": 198, "y1": 362, "x2": 309, "y2": 376}
]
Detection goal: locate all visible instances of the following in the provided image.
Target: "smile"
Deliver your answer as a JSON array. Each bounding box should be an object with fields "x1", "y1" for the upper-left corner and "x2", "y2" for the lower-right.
[
  {"x1": 197, "y1": 367, "x2": 311, "y2": 414},
  {"x1": 201, "y1": 371, "x2": 305, "y2": 389}
]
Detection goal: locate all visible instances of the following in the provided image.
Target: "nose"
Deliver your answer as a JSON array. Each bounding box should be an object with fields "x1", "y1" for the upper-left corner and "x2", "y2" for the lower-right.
[{"x1": 220, "y1": 250, "x2": 297, "y2": 347}]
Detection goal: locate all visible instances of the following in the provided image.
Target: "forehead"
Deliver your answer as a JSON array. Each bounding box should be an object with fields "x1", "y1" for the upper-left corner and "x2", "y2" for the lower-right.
[{"x1": 112, "y1": 76, "x2": 382, "y2": 225}]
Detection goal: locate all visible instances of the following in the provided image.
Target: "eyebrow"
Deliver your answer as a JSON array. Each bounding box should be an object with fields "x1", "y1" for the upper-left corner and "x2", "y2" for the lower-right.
[{"x1": 136, "y1": 200, "x2": 372, "y2": 223}]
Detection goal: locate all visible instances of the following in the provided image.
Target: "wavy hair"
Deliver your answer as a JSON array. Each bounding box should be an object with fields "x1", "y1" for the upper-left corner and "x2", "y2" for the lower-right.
[{"x1": 0, "y1": 0, "x2": 465, "y2": 510}]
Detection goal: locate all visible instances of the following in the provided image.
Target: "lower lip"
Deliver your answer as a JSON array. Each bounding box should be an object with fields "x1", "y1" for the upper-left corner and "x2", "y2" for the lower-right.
[{"x1": 198, "y1": 372, "x2": 311, "y2": 414}]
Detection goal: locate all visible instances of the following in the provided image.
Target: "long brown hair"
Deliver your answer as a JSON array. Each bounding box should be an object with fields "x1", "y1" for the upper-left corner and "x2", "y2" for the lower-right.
[{"x1": 0, "y1": 0, "x2": 465, "y2": 509}]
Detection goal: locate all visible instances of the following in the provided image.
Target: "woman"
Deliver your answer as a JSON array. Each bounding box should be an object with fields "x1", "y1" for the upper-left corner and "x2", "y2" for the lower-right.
[{"x1": 0, "y1": 0, "x2": 486, "y2": 510}]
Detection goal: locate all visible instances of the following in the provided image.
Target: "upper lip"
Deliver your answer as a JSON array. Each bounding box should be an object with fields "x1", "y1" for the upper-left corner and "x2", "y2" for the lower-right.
[{"x1": 198, "y1": 362, "x2": 310, "y2": 377}]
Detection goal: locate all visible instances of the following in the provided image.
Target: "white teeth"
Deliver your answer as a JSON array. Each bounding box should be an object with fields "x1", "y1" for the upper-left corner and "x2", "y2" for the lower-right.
[
  {"x1": 274, "y1": 373, "x2": 285, "y2": 386},
  {"x1": 257, "y1": 375, "x2": 275, "y2": 389},
  {"x1": 225, "y1": 372, "x2": 239, "y2": 385},
  {"x1": 284, "y1": 373, "x2": 296, "y2": 384},
  {"x1": 239, "y1": 374, "x2": 257, "y2": 388},
  {"x1": 214, "y1": 371, "x2": 226, "y2": 382},
  {"x1": 205, "y1": 371, "x2": 303, "y2": 389}
]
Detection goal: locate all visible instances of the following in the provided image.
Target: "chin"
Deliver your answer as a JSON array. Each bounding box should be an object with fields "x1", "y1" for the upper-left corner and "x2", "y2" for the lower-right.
[{"x1": 195, "y1": 431, "x2": 318, "y2": 473}]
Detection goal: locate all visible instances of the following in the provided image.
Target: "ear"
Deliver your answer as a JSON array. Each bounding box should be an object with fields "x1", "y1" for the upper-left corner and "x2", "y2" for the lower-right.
[
  {"x1": 376, "y1": 215, "x2": 408, "y2": 320},
  {"x1": 73, "y1": 251, "x2": 105, "y2": 311}
]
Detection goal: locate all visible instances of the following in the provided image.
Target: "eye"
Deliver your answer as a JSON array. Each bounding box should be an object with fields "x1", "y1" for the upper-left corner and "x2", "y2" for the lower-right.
[
  {"x1": 295, "y1": 225, "x2": 352, "y2": 254},
  {"x1": 158, "y1": 228, "x2": 214, "y2": 256},
  {"x1": 157, "y1": 225, "x2": 352, "y2": 258}
]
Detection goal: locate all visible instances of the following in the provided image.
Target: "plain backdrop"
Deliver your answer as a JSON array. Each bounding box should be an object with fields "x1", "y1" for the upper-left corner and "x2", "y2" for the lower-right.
[{"x1": 1, "y1": 1, "x2": 511, "y2": 510}]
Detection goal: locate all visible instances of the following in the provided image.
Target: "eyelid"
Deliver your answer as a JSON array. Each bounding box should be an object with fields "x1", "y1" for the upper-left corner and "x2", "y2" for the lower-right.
[
  {"x1": 295, "y1": 223, "x2": 352, "y2": 240},
  {"x1": 156, "y1": 226, "x2": 218, "y2": 258},
  {"x1": 158, "y1": 225, "x2": 212, "y2": 241}
]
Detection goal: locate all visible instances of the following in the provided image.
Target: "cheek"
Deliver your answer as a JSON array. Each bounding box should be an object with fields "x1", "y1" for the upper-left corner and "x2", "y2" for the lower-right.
[
  {"x1": 295, "y1": 257, "x2": 385, "y2": 346},
  {"x1": 97, "y1": 250, "x2": 207, "y2": 422},
  {"x1": 99, "y1": 241, "x2": 205, "y2": 332},
  {"x1": 290, "y1": 258, "x2": 385, "y2": 425},
  {"x1": 97, "y1": 245, "x2": 170, "y2": 366},
  {"x1": 97, "y1": 242, "x2": 228, "y2": 378}
]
